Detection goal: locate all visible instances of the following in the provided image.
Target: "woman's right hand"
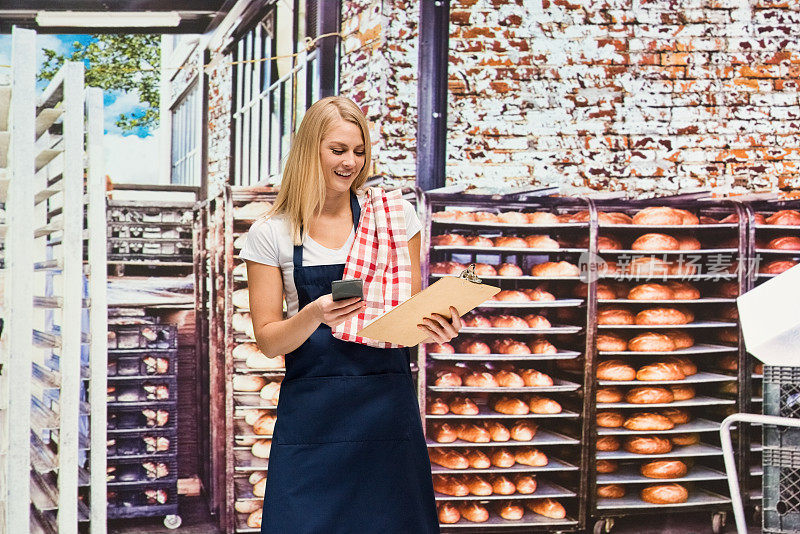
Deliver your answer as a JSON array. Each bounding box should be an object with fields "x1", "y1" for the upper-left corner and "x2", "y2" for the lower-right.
[{"x1": 312, "y1": 295, "x2": 366, "y2": 327}]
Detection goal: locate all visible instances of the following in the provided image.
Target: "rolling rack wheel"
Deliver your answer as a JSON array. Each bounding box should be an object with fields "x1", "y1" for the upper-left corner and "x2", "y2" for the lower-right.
[
  {"x1": 593, "y1": 518, "x2": 615, "y2": 534},
  {"x1": 711, "y1": 511, "x2": 726, "y2": 534},
  {"x1": 164, "y1": 514, "x2": 182, "y2": 529},
  {"x1": 752, "y1": 504, "x2": 762, "y2": 524}
]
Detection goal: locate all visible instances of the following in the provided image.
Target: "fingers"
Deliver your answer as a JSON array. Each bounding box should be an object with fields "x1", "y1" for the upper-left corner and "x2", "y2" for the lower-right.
[
  {"x1": 449, "y1": 306, "x2": 463, "y2": 331},
  {"x1": 417, "y1": 307, "x2": 462, "y2": 343},
  {"x1": 330, "y1": 296, "x2": 363, "y2": 310}
]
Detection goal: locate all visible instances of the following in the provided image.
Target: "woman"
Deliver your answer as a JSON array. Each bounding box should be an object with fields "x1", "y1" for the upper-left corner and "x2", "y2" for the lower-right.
[{"x1": 240, "y1": 96, "x2": 461, "y2": 533}]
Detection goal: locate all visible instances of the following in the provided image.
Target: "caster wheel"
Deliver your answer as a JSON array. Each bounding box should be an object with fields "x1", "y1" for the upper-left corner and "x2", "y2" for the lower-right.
[
  {"x1": 164, "y1": 514, "x2": 182, "y2": 529},
  {"x1": 753, "y1": 504, "x2": 763, "y2": 524},
  {"x1": 711, "y1": 511, "x2": 726, "y2": 534},
  {"x1": 593, "y1": 518, "x2": 614, "y2": 534}
]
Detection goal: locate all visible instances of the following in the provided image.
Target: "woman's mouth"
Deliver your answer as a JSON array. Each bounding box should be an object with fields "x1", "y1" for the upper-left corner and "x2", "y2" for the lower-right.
[{"x1": 334, "y1": 170, "x2": 352, "y2": 178}]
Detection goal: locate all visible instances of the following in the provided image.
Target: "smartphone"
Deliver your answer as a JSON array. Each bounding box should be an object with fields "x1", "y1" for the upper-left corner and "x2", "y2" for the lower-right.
[{"x1": 331, "y1": 279, "x2": 364, "y2": 302}]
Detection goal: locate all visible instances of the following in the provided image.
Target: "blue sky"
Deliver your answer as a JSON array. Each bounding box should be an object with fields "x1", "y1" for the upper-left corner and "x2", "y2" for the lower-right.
[{"x1": 0, "y1": 33, "x2": 160, "y2": 183}]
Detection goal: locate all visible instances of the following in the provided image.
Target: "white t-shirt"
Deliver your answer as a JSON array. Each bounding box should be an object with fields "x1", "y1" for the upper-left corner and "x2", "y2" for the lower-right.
[{"x1": 239, "y1": 197, "x2": 422, "y2": 318}]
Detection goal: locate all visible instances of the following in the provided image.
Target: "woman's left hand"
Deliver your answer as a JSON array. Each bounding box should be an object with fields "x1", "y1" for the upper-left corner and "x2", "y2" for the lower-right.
[{"x1": 417, "y1": 306, "x2": 463, "y2": 344}]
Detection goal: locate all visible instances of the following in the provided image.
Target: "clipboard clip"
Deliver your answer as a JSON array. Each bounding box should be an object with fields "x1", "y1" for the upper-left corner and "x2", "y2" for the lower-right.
[{"x1": 458, "y1": 263, "x2": 483, "y2": 284}]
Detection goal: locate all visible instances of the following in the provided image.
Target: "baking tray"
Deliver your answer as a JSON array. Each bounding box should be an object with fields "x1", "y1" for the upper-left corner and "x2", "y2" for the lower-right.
[
  {"x1": 432, "y1": 274, "x2": 583, "y2": 282},
  {"x1": 460, "y1": 325, "x2": 582, "y2": 335},
  {"x1": 599, "y1": 249, "x2": 737, "y2": 255},
  {"x1": 597, "y1": 442, "x2": 722, "y2": 460},
  {"x1": 754, "y1": 224, "x2": 800, "y2": 231},
  {"x1": 440, "y1": 511, "x2": 578, "y2": 529},
  {"x1": 234, "y1": 393, "x2": 278, "y2": 410},
  {"x1": 597, "y1": 371, "x2": 736, "y2": 386},
  {"x1": 234, "y1": 478, "x2": 263, "y2": 501},
  {"x1": 754, "y1": 248, "x2": 800, "y2": 255},
  {"x1": 598, "y1": 344, "x2": 737, "y2": 356},
  {"x1": 426, "y1": 405, "x2": 580, "y2": 420},
  {"x1": 430, "y1": 457, "x2": 579, "y2": 475},
  {"x1": 597, "y1": 321, "x2": 736, "y2": 330},
  {"x1": 234, "y1": 514, "x2": 261, "y2": 533},
  {"x1": 599, "y1": 274, "x2": 738, "y2": 281},
  {"x1": 233, "y1": 361, "x2": 286, "y2": 375},
  {"x1": 750, "y1": 465, "x2": 764, "y2": 477},
  {"x1": 432, "y1": 246, "x2": 587, "y2": 254},
  {"x1": 234, "y1": 421, "x2": 272, "y2": 440},
  {"x1": 429, "y1": 378, "x2": 581, "y2": 394},
  {"x1": 596, "y1": 418, "x2": 720, "y2": 436},
  {"x1": 233, "y1": 448, "x2": 270, "y2": 471},
  {"x1": 598, "y1": 298, "x2": 736, "y2": 305},
  {"x1": 427, "y1": 429, "x2": 580, "y2": 448},
  {"x1": 596, "y1": 488, "x2": 730, "y2": 511},
  {"x1": 598, "y1": 395, "x2": 735, "y2": 409},
  {"x1": 475, "y1": 299, "x2": 584, "y2": 308},
  {"x1": 600, "y1": 223, "x2": 738, "y2": 230},
  {"x1": 434, "y1": 479, "x2": 576, "y2": 501},
  {"x1": 428, "y1": 350, "x2": 581, "y2": 362},
  {"x1": 432, "y1": 220, "x2": 587, "y2": 229},
  {"x1": 597, "y1": 464, "x2": 727, "y2": 484}
]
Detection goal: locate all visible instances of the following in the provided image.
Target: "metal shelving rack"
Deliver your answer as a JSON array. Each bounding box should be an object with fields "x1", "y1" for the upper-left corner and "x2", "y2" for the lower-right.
[
  {"x1": 197, "y1": 185, "x2": 279, "y2": 534},
  {"x1": 585, "y1": 196, "x2": 748, "y2": 534},
  {"x1": 741, "y1": 198, "x2": 800, "y2": 531},
  {"x1": 1, "y1": 29, "x2": 107, "y2": 534},
  {"x1": 418, "y1": 188, "x2": 590, "y2": 532}
]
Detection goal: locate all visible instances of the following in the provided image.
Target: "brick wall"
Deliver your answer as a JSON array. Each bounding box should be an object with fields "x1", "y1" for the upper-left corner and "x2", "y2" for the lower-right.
[{"x1": 206, "y1": 49, "x2": 233, "y2": 199}]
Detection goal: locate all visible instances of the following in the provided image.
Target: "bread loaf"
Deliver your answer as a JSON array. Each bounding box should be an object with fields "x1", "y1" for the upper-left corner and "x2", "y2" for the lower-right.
[
  {"x1": 666, "y1": 282, "x2": 701, "y2": 300},
  {"x1": 597, "y1": 334, "x2": 629, "y2": 352},
  {"x1": 233, "y1": 375, "x2": 267, "y2": 392},
  {"x1": 597, "y1": 360, "x2": 636, "y2": 381},
  {"x1": 635, "y1": 362, "x2": 685, "y2": 381},
  {"x1": 251, "y1": 439, "x2": 272, "y2": 459},
  {"x1": 253, "y1": 477, "x2": 266, "y2": 498},
  {"x1": 670, "y1": 433, "x2": 700, "y2": 446},
  {"x1": 669, "y1": 385, "x2": 696, "y2": 401},
  {"x1": 427, "y1": 397, "x2": 449, "y2": 415},
  {"x1": 597, "y1": 436, "x2": 621, "y2": 452},
  {"x1": 246, "y1": 509, "x2": 263, "y2": 528},
  {"x1": 493, "y1": 396, "x2": 530, "y2": 415},
  {"x1": 767, "y1": 209, "x2": 800, "y2": 226},
  {"x1": 597, "y1": 484, "x2": 626, "y2": 499},
  {"x1": 624, "y1": 436, "x2": 673, "y2": 454},
  {"x1": 466, "y1": 449, "x2": 491, "y2": 469},
  {"x1": 641, "y1": 460, "x2": 688, "y2": 479},
  {"x1": 235, "y1": 500, "x2": 261, "y2": 514},
  {"x1": 496, "y1": 370, "x2": 525, "y2": 388},
  {"x1": 525, "y1": 234, "x2": 560, "y2": 249},
  {"x1": 464, "y1": 371, "x2": 498, "y2": 387},
  {"x1": 458, "y1": 502, "x2": 489, "y2": 523},
  {"x1": 597, "y1": 410, "x2": 625, "y2": 428},
  {"x1": 437, "y1": 502, "x2": 461, "y2": 524},
  {"x1": 662, "y1": 356, "x2": 697, "y2": 376},
  {"x1": 491, "y1": 475, "x2": 517, "y2": 495},
  {"x1": 493, "y1": 236, "x2": 528, "y2": 248},
  {"x1": 464, "y1": 475, "x2": 493, "y2": 496},
  {"x1": 428, "y1": 448, "x2": 469, "y2": 470},
  {"x1": 628, "y1": 283, "x2": 674, "y2": 300},
  {"x1": 635, "y1": 307, "x2": 690, "y2": 325},
  {"x1": 660, "y1": 407, "x2": 692, "y2": 425},
  {"x1": 456, "y1": 423, "x2": 491, "y2": 443},
  {"x1": 491, "y1": 448, "x2": 517, "y2": 468},
  {"x1": 431, "y1": 423, "x2": 458, "y2": 443},
  {"x1": 497, "y1": 501, "x2": 525, "y2": 520},
  {"x1": 433, "y1": 475, "x2": 469, "y2": 497},
  {"x1": 597, "y1": 387, "x2": 624, "y2": 403},
  {"x1": 521, "y1": 368, "x2": 554, "y2": 387},
  {"x1": 529, "y1": 338, "x2": 558, "y2": 354},
  {"x1": 512, "y1": 474, "x2": 537, "y2": 494},
  {"x1": 623, "y1": 412, "x2": 675, "y2": 431},
  {"x1": 510, "y1": 421, "x2": 538, "y2": 441},
  {"x1": 596, "y1": 459, "x2": 619, "y2": 473},
  {"x1": 641, "y1": 483, "x2": 689, "y2": 504},
  {"x1": 432, "y1": 234, "x2": 469, "y2": 246},
  {"x1": 466, "y1": 236, "x2": 494, "y2": 248},
  {"x1": 527, "y1": 499, "x2": 566, "y2": 519},
  {"x1": 485, "y1": 421, "x2": 511, "y2": 442},
  {"x1": 527, "y1": 211, "x2": 560, "y2": 224},
  {"x1": 625, "y1": 387, "x2": 675, "y2": 404},
  {"x1": 664, "y1": 330, "x2": 695, "y2": 349},
  {"x1": 632, "y1": 233, "x2": 680, "y2": 251},
  {"x1": 530, "y1": 261, "x2": 580, "y2": 277},
  {"x1": 528, "y1": 395, "x2": 563, "y2": 414},
  {"x1": 514, "y1": 447, "x2": 548, "y2": 467},
  {"x1": 628, "y1": 332, "x2": 676, "y2": 352}
]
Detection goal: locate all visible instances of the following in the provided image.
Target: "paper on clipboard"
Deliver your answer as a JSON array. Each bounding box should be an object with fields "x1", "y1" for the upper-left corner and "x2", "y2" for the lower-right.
[{"x1": 356, "y1": 266, "x2": 501, "y2": 346}]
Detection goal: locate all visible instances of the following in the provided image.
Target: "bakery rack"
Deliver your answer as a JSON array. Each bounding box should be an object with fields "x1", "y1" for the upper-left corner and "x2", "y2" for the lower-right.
[
  {"x1": 197, "y1": 185, "x2": 279, "y2": 534},
  {"x1": 1, "y1": 32, "x2": 109, "y2": 534},
  {"x1": 742, "y1": 198, "x2": 800, "y2": 532},
  {"x1": 419, "y1": 188, "x2": 591, "y2": 532},
  {"x1": 585, "y1": 195, "x2": 748, "y2": 534}
]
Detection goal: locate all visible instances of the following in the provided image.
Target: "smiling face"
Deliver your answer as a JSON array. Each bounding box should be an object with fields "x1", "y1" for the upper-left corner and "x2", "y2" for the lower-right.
[{"x1": 319, "y1": 118, "x2": 367, "y2": 195}]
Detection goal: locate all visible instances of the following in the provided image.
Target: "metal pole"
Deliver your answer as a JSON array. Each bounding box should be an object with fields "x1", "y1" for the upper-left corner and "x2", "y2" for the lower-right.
[
  {"x1": 317, "y1": 0, "x2": 340, "y2": 98},
  {"x1": 416, "y1": 0, "x2": 450, "y2": 191}
]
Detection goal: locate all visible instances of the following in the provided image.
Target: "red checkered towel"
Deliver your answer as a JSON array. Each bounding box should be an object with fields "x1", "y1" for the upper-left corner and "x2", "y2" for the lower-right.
[{"x1": 332, "y1": 187, "x2": 412, "y2": 348}]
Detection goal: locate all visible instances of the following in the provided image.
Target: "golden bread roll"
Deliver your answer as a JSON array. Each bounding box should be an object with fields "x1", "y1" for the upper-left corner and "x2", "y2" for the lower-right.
[
  {"x1": 528, "y1": 395, "x2": 563, "y2": 414},
  {"x1": 529, "y1": 338, "x2": 558, "y2": 354},
  {"x1": 492, "y1": 338, "x2": 532, "y2": 355},
  {"x1": 521, "y1": 368, "x2": 554, "y2": 387},
  {"x1": 717, "y1": 354, "x2": 738, "y2": 371},
  {"x1": 524, "y1": 314, "x2": 552, "y2": 329},
  {"x1": 493, "y1": 236, "x2": 528, "y2": 248},
  {"x1": 429, "y1": 448, "x2": 469, "y2": 470},
  {"x1": 596, "y1": 459, "x2": 619, "y2": 473},
  {"x1": 253, "y1": 414, "x2": 276, "y2": 435},
  {"x1": 527, "y1": 211, "x2": 560, "y2": 224},
  {"x1": 259, "y1": 381, "x2": 281, "y2": 403},
  {"x1": 767, "y1": 236, "x2": 800, "y2": 250},
  {"x1": 597, "y1": 436, "x2": 621, "y2": 452},
  {"x1": 465, "y1": 314, "x2": 492, "y2": 328},
  {"x1": 510, "y1": 421, "x2": 538, "y2": 441},
  {"x1": 235, "y1": 500, "x2": 261, "y2": 514},
  {"x1": 628, "y1": 332, "x2": 676, "y2": 352},
  {"x1": 434, "y1": 372, "x2": 462, "y2": 387},
  {"x1": 433, "y1": 475, "x2": 469, "y2": 497},
  {"x1": 597, "y1": 334, "x2": 629, "y2": 352},
  {"x1": 496, "y1": 370, "x2": 525, "y2": 388},
  {"x1": 628, "y1": 257, "x2": 671, "y2": 276},
  {"x1": 232, "y1": 288, "x2": 250, "y2": 309},
  {"x1": 670, "y1": 433, "x2": 700, "y2": 446},
  {"x1": 527, "y1": 498, "x2": 566, "y2": 519},
  {"x1": 464, "y1": 371, "x2": 498, "y2": 387},
  {"x1": 660, "y1": 407, "x2": 692, "y2": 425},
  {"x1": 252, "y1": 477, "x2": 267, "y2": 498},
  {"x1": 232, "y1": 375, "x2": 267, "y2": 392},
  {"x1": 767, "y1": 209, "x2": 800, "y2": 225},
  {"x1": 664, "y1": 330, "x2": 695, "y2": 349},
  {"x1": 491, "y1": 448, "x2": 516, "y2": 468},
  {"x1": 512, "y1": 474, "x2": 537, "y2": 494},
  {"x1": 473, "y1": 211, "x2": 499, "y2": 223},
  {"x1": 499, "y1": 211, "x2": 529, "y2": 224},
  {"x1": 625, "y1": 387, "x2": 675, "y2": 404},
  {"x1": 676, "y1": 235, "x2": 702, "y2": 250},
  {"x1": 466, "y1": 449, "x2": 491, "y2": 469},
  {"x1": 523, "y1": 287, "x2": 556, "y2": 301},
  {"x1": 597, "y1": 410, "x2": 625, "y2": 428},
  {"x1": 666, "y1": 282, "x2": 700, "y2": 300},
  {"x1": 674, "y1": 209, "x2": 699, "y2": 225},
  {"x1": 437, "y1": 502, "x2": 461, "y2": 524},
  {"x1": 431, "y1": 423, "x2": 459, "y2": 443},
  {"x1": 569, "y1": 210, "x2": 591, "y2": 222},
  {"x1": 624, "y1": 436, "x2": 673, "y2": 454},
  {"x1": 427, "y1": 398, "x2": 449, "y2": 415},
  {"x1": 432, "y1": 234, "x2": 469, "y2": 246},
  {"x1": 493, "y1": 396, "x2": 529, "y2": 415},
  {"x1": 641, "y1": 460, "x2": 688, "y2": 479},
  {"x1": 632, "y1": 207, "x2": 684, "y2": 225},
  {"x1": 699, "y1": 215, "x2": 719, "y2": 224},
  {"x1": 491, "y1": 475, "x2": 517, "y2": 495},
  {"x1": 598, "y1": 306, "x2": 636, "y2": 325},
  {"x1": 251, "y1": 439, "x2": 272, "y2": 459},
  {"x1": 760, "y1": 260, "x2": 798, "y2": 274},
  {"x1": 623, "y1": 412, "x2": 675, "y2": 431},
  {"x1": 431, "y1": 261, "x2": 467, "y2": 275},
  {"x1": 498, "y1": 263, "x2": 524, "y2": 277},
  {"x1": 514, "y1": 447, "x2": 548, "y2": 467},
  {"x1": 459, "y1": 502, "x2": 489, "y2": 523},
  {"x1": 635, "y1": 362, "x2": 685, "y2": 381},
  {"x1": 428, "y1": 342, "x2": 455, "y2": 354},
  {"x1": 607, "y1": 211, "x2": 634, "y2": 224},
  {"x1": 662, "y1": 356, "x2": 697, "y2": 376},
  {"x1": 525, "y1": 234, "x2": 560, "y2": 249},
  {"x1": 430, "y1": 210, "x2": 462, "y2": 221},
  {"x1": 484, "y1": 421, "x2": 511, "y2": 442},
  {"x1": 598, "y1": 235, "x2": 624, "y2": 251},
  {"x1": 246, "y1": 509, "x2": 263, "y2": 528},
  {"x1": 449, "y1": 396, "x2": 479, "y2": 415},
  {"x1": 597, "y1": 360, "x2": 636, "y2": 381},
  {"x1": 670, "y1": 385, "x2": 696, "y2": 401},
  {"x1": 497, "y1": 501, "x2": 525, "y2": 520},
  {"x1": 632, "y1": 233, "x2": 680, "y2": 251},
  {"x1": 466, "y1": 236, "x2": 494, "y2": 248},
  {"x1": 597, "y1": 484, "x2": 626, "y2": 499},
  {"x1": 490, "y1": 314, "x2": 528, "y2": 329},
  {"x1": 628, "y1": 283, "x2": 674, "y2": 300},
  {"x1": 641, "y1": 483, "x2": 688, "y2": 504},
  {"x1": 530, "y1": 261, "x2": 580, "y2": 277},
  {"x1": 635, "y1": 307, "x2": 690, "y2": 325},
  {"x1": 597, "y1": 387, "x2": 625, "y2": 403},
  {"x1": 456, "y1": 423, "x2": 491, "y2": 443},
  {"x1": 492, "y1": 290, "x2": 529, "y2": 302},
  {"x1": 464, "y1": 475, "x2": 493, "y2": 496}
]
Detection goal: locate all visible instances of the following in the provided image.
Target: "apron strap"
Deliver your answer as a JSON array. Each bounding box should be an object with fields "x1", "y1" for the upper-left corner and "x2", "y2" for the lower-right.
[{"x1": 293, "y1": 190, "x2": 362, "y2": 268}]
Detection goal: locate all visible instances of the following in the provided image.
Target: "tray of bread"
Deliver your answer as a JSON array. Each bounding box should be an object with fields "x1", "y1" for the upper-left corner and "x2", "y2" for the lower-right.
[
  {"x1": 596, "y1": 487, "x2": 730, "y2": 510},
  {"x1": 433, "y1": 477, "x2": 576, "y2": 501}
]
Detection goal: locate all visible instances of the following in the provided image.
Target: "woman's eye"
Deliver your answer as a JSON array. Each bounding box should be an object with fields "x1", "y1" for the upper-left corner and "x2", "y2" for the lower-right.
[
  {"x1": 355, "y1": 152, "x2": 365, "y2": 157},
  {"x1": 332, "y1": 150, "x2": 343, "y2": 155}
]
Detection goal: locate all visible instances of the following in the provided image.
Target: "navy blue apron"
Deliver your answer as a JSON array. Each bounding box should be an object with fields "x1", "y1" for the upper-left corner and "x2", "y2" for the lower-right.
[{"x1": 261, "y1": 191, "x2": 439, "y2": 534}]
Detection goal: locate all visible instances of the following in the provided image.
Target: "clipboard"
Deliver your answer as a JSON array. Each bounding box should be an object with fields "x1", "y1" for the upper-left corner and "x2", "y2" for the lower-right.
[{"x1": 356, "y1": 264, "x2": 501, "y2": 346}]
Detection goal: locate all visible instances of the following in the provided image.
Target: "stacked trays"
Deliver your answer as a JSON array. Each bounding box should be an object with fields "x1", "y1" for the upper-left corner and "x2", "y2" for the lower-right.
[
  {"x1": 743, "y1": 200, "x2": 800, "y2": 522},
  {"x1": 586, "y1": 200, "x2": 744, "y2": 534},
  {"x1": 107, "y1": 320, "x2": 179, "y2": 522},
  {"x1": 420, "y1": 191, "x2": 589, "y2": 531},
  {"x1": 106, "y1": 200, "x2": 194, "y2": 266},
  {"x1": 227, "y1": 188, "x2": 279, "y2": 534}
]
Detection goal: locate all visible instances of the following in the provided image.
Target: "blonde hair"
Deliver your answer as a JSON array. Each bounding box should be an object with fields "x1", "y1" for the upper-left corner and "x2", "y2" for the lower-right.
[{"x1": 267, "y1": 96, "x2": 372, "y2": 245}]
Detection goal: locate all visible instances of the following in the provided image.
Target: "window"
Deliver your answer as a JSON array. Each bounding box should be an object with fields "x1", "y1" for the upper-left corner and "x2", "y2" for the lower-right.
[
  {"x1": 170, "y1": 82, "x2": 201, "y2": 185},
  {"x1": 230, "y1": 0, "x2": 339, "y2": 186}
]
